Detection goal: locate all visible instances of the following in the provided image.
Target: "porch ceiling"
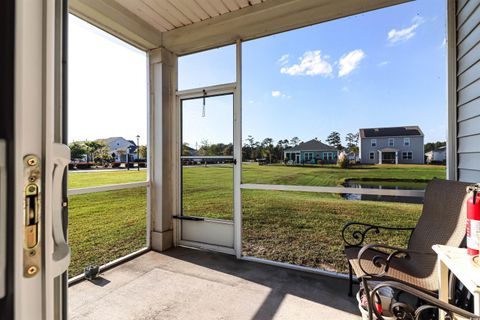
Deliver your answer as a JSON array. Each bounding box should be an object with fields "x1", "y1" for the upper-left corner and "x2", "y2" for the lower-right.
[{"x1": 69, "y1": 0, "x2": 411, "y2": 54}]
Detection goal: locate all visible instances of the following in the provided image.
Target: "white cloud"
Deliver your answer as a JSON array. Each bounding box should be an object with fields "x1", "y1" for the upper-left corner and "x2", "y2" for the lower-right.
[
  {"x1": 377, "y1": 61, "x2": 390, "y2": 67},
  {"x1": 271, "y1": 90, "x2": 282, "y2": 97},
  {"x1": 277, "y1": 54, "x2": 289, "y2": 65},
  {"x1": 271, "y1": 90, "x2": 290, "y2": 99},
  {"x1": 338, "y1": 49, "x2": 365, "y2": 77},
  {"x1": 280, "y1": 50, "x2": 333, "y2": 77},
  {"x1": 341, "y1": 86, "x2": 349, "y2": 92},
  {"x1": 387, "y1": 16, "x2": 425, "y2": 44}
]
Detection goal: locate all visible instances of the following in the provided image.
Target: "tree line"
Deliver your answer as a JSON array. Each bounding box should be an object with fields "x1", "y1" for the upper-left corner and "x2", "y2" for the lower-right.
[{"x1": 183, "y1": 132, "x2": 360, "y2": 163}]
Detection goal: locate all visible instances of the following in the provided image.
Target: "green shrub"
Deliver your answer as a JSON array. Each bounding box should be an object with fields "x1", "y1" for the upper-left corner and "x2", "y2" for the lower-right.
[{"x1": 337, "y1": 153, "x2": 349, "y2": 168}]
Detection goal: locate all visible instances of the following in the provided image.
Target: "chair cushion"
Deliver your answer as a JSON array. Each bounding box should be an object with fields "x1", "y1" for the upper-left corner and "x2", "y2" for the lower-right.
[{"x1": 345, "y1": 246, "x2": 438, "y2": 292}]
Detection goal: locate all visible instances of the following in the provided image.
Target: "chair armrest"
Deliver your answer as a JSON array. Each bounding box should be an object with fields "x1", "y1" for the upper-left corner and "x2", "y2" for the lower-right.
[
  {"x1": 342, "y1": 221, "x2": 415, "y2": 247},
  {"x1": 370, "y1": 281, "x2": 479, "y2": 320},
  {"x1": 357, "y1": 244, "x2": 435, "y2": 278}
]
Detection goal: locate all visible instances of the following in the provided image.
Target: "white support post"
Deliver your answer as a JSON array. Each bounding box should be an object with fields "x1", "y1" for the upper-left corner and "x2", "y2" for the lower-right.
[
  {"x1": 446, "y1": 0, "x2": 457, "y2": 181},
  {"x1": 378, "y1": 151, "x2": 382, "y2": 164},
  {"x1": 234, "y1": 40, "x2": 242, "y2": 258},
  {"x1": 395, "y1": 151, "x2": 398, "y2": 165},
  {"x1": 149, "y1": 47, "x2": 178, "y2": 252}
]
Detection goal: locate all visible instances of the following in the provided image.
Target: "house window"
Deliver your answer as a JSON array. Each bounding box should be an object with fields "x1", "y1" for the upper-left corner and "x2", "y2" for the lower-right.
[
  {"x1": 388, "y1": 138, "x2": 394, "y2": 147},
  {"x1": 404, "y1": 138, "x2": 411, "y2": 147},
  {"x1": 371, "y1": 139, "x2": 377, "y2": 147},
  {"x1": 304, "y1": 152, "x2": 314, "y2": 161},
  {"x1": 369, "y1": 152, "x2": 375, "y2": 160},
  {"x1": 402, "y1": 152, "x2": 413, "y2": 160}
]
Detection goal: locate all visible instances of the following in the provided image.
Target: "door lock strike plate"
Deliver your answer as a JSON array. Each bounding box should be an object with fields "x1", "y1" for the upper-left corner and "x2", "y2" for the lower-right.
[{"x1": 23, "y1": 155, "x2": 41, "y2": 278}]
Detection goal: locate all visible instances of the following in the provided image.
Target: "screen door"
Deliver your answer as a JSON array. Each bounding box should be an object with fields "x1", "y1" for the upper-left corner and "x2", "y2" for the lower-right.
[{"x1": 178, "y1": 93, "x2": 235, "y2": 252}]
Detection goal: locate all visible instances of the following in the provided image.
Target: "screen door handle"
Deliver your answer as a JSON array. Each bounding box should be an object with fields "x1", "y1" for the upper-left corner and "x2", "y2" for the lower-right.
[
  {"x1": 51, "y1": 143, "x2": 70, "y2": 277},
  {"x1": 173, "y1": 215, "x2": 205, "y2": 221}
]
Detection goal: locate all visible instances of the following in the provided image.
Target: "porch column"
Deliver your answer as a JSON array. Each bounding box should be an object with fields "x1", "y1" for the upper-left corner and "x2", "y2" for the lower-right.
[
  {"x1": 149, "y1": 47, "x2": 178, "y2": 252},
  {"x1": 378, "y1": 150, "x2": 382, "y2": 164},
  {"x1": 395, "y1": 151, "x2": 398, "y2": 164}
]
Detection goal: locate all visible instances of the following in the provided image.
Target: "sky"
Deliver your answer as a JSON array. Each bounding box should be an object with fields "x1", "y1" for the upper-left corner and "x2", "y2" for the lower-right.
[
  {"x1": 69, "y1": 0, "x2": 447, "y2": 148},
  {"x1": 69, "y1": 15, "x2": 148, "y2": 145}
]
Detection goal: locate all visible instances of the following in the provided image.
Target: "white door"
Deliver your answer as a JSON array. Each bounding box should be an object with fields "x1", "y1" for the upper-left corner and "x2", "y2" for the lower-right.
[
  {"x1": 177, "y1": 89, "x2": 238, "y2": 254},
  {"x1": 4, "y1": 1, "x2": 70, "y2": 319}
]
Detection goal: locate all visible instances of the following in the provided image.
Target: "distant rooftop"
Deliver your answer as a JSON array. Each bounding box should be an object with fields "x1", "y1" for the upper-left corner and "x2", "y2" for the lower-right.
[
  {"x1": 285, "y1": 139, "x2": 337, "y2": 152},
  {"x1": 359, "y1": 126, "x2": 424, "y2": 138}
]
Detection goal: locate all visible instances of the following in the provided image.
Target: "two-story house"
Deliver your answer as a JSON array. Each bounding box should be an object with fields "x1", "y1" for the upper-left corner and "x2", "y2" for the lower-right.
[
  {"x1": 98, "y1": 137, "x2": 139, "y2": 162},
  {"x1": 359, "y1": 126, "x2": 424, "y2": 164}
]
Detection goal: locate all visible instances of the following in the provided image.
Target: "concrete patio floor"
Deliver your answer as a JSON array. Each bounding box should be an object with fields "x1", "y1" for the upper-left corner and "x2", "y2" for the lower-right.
[{"x1": 69, "y1": 247, "x2": 361, "y2": 320}]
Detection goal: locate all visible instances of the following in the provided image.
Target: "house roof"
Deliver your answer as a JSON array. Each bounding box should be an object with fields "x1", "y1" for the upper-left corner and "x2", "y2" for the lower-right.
[
  {"x1": 359, "y1": 126, "x2": 424, "y2": 138},
  {"x1": 285, "y1": 139, "x2": 337, "y2": 152}
]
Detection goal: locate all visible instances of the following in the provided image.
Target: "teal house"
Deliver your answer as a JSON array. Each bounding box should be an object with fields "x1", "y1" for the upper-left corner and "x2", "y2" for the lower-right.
[{"x1": 284, "y1": 139, "x2": 339, "y2": 164}]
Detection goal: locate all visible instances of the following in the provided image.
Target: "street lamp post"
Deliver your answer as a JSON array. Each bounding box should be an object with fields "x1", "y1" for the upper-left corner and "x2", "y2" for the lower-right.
[{"x1": 136, "y1": 135, "x2": 140, "y2": 171}]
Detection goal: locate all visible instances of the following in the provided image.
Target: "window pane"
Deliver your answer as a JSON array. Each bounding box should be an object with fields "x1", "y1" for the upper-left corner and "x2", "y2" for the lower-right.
[
  {"x1": 242, "y1": 190, "x2": 421, "y2": 272},
  {"x1": 69, "y1": 14, "x2": 147, "y2": 178},
  {"x1": 182, "y1": 163, "x2": 233, "y2": 220},
  {"x1": 178, "y1": 45, "x2": 236, "y2": 90},
  {"x1": 68, "y1": 187, "x2": 147, "y2": 278},
  {"x1": 242, "y1": 0, "x2": 447, "y2": 185},
  {"x1": 182, "y1": 95, "x2": 233, "y2": 154}
]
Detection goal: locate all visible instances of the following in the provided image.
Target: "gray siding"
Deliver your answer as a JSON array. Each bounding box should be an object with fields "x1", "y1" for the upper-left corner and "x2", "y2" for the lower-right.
[
  {"x1": 457, "y1": 1, "x2": 480, "y2": 182},
  {"x1": 360, "y1": 136, "x2": 424, "y2": 164}
]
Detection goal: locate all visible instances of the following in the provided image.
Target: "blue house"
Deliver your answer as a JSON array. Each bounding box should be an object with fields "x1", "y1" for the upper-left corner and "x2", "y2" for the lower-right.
[{"x1": 284, "y1": 139, "x2": 339, "y2": 164}]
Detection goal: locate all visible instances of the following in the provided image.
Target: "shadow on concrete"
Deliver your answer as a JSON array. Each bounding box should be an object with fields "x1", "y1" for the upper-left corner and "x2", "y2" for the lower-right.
[{"x1": 161, "y1": 247, "x2": 359, "y2": 318}]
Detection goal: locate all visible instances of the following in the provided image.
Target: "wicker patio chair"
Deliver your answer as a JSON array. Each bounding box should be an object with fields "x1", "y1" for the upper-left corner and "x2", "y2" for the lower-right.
[{"x1": 342, "y1": 179, "x2": 470, "y2": 317}]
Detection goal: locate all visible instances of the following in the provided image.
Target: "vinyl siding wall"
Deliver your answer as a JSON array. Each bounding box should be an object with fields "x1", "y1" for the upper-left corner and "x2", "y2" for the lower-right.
[
  {"x1": 456, "y1": 0, "x2": 480, "y2": 182},
  {"x1": 360, "y1": 136, "x2": 424, "y2": 164}
]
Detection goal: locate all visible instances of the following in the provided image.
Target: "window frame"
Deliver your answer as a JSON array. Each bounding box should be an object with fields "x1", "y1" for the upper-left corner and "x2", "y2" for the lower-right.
[
  {"x1": 404, "y1": 138, "x2": 411, "y2": 147},
  {"x1": 371, "y1": 139, "x2": 377, "y2": 147},
  {"x1": 402, "y1": 151, "x2": 413, "y2": 160},
  {"x1": 388, "y1": 138, "x2": 394, "y2": 147},
  {"x1": 369, "y1": 152, "x2": 375, "y2": 160}
]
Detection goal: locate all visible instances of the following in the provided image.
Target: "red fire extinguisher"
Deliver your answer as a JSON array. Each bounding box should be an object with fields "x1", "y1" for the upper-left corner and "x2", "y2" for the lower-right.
[{"x1": 467, "y1": 184, "x2": 480, "y2": 255}]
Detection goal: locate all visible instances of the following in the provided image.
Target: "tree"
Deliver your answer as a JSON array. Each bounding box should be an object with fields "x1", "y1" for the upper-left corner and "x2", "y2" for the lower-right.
[
  {"x1": 69, "y1": 141, "x2": 87, "y2": 161},
  {"x1": 222, "y1": 144, "x2": 233, "y2": 156},
  {"x1": 84, "y1": 141, "x2": 105, "y2": 162},
  {"x1": 345, "y1": 132, "x2": 359, "y2": 155},
  {"x1": 424, "y1": 141, "x2": 446, "y2": 153},
  {"x1": 244, "y1": 135, "x2": 259, "y2": 160},
  {"x1": 261, "y1": 138, "x2": 274, "y2": 163},
  {"x1": 139, "y1": 145, "x2": 147, "y2": 159},
  {"x1": 326, "y1": 131, "x2": 343, "y2": 150},
  {"x1": 290, "y1": 137, "x2": 301, "y2": 147},
  {"x1": 182, "y1": 143, "x2": 192, "y2": 156}
]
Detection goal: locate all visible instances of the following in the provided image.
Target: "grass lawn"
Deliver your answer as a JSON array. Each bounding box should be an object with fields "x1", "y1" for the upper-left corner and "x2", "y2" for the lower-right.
[
  {"x1": 68, "y1": 170, "x2": 147, "y2": 189},
  {"x1": 68, "y1": 163, "x2": 445, "y2": 277},
  {"x1": 68, "y1": 186, "x2": 147, "y2": 277}
]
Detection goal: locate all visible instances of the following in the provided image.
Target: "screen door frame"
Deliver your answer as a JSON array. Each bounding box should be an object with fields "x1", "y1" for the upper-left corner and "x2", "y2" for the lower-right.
[{"x1": 175, "y1": 82, "x2": 240, "y2": 255}]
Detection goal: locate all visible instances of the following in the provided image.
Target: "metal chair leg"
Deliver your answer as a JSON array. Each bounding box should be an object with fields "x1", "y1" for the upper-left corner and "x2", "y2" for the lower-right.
[
  {"x1": 348, "y1": 262, "x2": 353, "y2": 297},
  {"x1": 362, "y1": 277, "x2": 374, "y2": 320}
]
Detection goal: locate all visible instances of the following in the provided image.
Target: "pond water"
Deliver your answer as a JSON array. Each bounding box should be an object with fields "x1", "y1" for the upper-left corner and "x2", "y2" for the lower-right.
[{"x1": 342, "y1": 179, "x2": 427, "y2": 204}]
